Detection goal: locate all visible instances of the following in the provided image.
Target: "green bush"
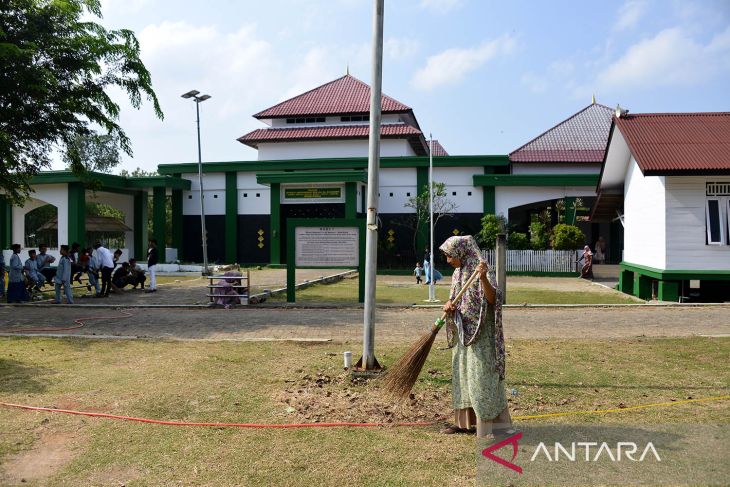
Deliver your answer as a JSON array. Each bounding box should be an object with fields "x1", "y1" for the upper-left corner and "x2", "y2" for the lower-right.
[
  {"x1": 529, "y1": 221, "x2": 549, "y2": 250},
  {"x1": 508, "y1": 232, "x2": 530, "y2": 250},
  {"x1": 551, "y1": 224, "x2": 585, "y2": 250},
  {"x1": 477, "y1": 214, "x2": 506, "y2": 249}
]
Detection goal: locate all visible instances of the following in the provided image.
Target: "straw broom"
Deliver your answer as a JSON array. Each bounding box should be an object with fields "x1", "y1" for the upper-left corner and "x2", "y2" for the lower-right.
[{"x1": 382, "y1": 268, "x2": 481, "y2": 400}]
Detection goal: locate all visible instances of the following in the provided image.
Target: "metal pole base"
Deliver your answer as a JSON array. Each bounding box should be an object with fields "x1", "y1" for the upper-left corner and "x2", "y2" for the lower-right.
[
  {"x1": 423, "y1": 299, "x2": 441, "y2": 303},
  {"x1": 352, "y1": 355, "x2": 383, "y2": 377}
]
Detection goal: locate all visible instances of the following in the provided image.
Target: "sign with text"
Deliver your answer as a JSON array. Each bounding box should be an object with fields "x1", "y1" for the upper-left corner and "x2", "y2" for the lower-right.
[
  {"x1": 295, "y1": 227, "x2": 359, "y2": 267},
  {"x1": 284, "y1": 187, "x2": 342, "y2": 200}
]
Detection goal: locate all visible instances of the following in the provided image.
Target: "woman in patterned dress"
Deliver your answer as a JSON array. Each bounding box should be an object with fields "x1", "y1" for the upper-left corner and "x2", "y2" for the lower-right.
[{"x1": 439, "y1": 235, "x2": 512, "y2": 437}]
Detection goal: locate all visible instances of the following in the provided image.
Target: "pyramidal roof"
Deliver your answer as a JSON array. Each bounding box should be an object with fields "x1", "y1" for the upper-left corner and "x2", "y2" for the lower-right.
[
  {"x1": 253, "y1": 74, "x2": 412, "y2": 119},
  {"x1": 509, "y1": 103, "x2": 614, "y2": 163}
]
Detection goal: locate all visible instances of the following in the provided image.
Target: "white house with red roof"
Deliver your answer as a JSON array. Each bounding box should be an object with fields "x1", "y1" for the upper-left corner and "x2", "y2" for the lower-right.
[
  {"x1": 594, "y1": 111, "x2": 730, "y2": 301},
  {"x1": 238, "y1": 74, "x2": 431, "y2": 159}
]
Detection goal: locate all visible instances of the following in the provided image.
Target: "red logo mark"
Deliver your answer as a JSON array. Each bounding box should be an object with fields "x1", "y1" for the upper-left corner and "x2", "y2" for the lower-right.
[{"x1": 481, "y1": 432, "x2": 523, "y2": 474}]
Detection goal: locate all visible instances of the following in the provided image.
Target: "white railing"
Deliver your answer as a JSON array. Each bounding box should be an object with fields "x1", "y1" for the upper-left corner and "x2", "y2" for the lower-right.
[{"x1": 481, "y1": 249, "x2": 579, "y2": 273}]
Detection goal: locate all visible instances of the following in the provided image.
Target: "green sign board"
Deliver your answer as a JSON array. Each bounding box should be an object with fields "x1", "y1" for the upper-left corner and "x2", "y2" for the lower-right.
[{"x1": 284, "y1": 187, "x2": 341, "y2": 199}]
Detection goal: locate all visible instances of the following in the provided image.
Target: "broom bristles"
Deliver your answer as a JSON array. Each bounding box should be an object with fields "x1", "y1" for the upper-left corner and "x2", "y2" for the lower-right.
[{"x1": 382, "y1": 327, "x2": 439, "y2": 400}]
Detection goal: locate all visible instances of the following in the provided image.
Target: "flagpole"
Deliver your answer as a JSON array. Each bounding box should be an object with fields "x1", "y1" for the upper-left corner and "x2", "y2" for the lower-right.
[{"x1": 426, "y1": 133, "x2": 439, "y2": 303}]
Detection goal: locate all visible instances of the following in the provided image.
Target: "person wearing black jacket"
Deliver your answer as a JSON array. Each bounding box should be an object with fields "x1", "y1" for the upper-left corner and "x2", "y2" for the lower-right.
[{"x1": 146, "y1": 239, "x2": 159, "y2": 293}]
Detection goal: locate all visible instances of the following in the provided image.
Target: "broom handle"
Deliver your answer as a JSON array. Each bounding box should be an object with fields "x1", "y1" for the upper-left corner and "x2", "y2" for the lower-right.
[{"x1": 432, "y1": 267, "x2": 482, "y2": 332}]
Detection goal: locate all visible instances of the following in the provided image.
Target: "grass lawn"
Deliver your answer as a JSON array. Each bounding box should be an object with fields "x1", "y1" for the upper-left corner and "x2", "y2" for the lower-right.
[
  {"x1": 0, "y1": 336, "x2": 727, "y2": 485},
  {"x1": 271, "y1": 277, "x2": 638, "y2": 305}
]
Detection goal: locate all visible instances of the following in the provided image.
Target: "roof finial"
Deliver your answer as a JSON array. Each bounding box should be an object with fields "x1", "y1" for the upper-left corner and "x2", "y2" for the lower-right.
[
  {"x1": 592, "y1": 93, "x2": 596, "y2": 104},
  {"x1": 346, "y1": 63, "x2": 349, "y2": 76}
]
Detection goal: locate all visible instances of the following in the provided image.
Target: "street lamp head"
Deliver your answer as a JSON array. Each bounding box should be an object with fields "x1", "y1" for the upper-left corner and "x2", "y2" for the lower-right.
[
  {"x1": 181, "y1": 89, "x2": 200, "y2": 99},
  {"x1": 197, "y1": 94, "x2": 211, "y2": 102}
]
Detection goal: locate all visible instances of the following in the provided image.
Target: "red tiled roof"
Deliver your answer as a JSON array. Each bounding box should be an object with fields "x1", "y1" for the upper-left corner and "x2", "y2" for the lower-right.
[
  {"x1": 509, "y1": 104, "x2": 614, "y2": 163},
  {"x1": 253, "y1": 75, "x2": 412, "y2": 119},
  {"x1": 429, "y1": 139, "x2": 449, "y2": 156},
  {"x1": 237, "y1": 123, "x2": 424, "y2": 149},
  {"x1": 614, "y1": 112, "x2": 730, "y2": 175}
]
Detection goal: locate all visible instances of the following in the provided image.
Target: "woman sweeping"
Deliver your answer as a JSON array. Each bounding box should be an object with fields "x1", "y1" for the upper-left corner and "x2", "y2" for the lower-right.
[{"x1": 439, "y1": 235, "x2": 512, "y2": 437}]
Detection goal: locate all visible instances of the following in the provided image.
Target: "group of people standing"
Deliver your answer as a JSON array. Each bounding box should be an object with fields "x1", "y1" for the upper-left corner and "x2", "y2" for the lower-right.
[{"x1": 1, "y1": 239, "x2": 159, "y2": 304}]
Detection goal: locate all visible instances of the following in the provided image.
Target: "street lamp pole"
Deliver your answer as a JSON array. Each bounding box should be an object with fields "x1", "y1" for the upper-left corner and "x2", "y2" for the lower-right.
[{"x1": 182, "y1": 90, "x2": 212, "y2": 275}]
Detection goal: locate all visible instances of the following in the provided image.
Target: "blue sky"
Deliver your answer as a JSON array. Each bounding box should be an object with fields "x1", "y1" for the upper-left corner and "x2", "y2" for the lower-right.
[{"x1": 70, "y1": 0, "x2": 730, "y2": 172}]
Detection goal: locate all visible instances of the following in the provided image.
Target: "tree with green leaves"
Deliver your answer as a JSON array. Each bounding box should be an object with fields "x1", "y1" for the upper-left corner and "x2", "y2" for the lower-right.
[
  {"x1": 63, "y1": 133, "x2": 121, "y2": 173},
  {"x1": 0, "y1": 0, "x2": 162, "y2": 204},
  {"x1": 477, "y1": 213, "x2": 507, "y2": 249},
  {"x1": 403, "y1": 181, "x2": 458, "y2": 255}
]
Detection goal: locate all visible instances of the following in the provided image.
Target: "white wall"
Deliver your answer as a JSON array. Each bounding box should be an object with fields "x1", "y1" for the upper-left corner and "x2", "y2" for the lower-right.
[
  {"x1": 182, "y1": 190, "x2": 226, "y2": 215},
  {"x1": 380, "y1": 168, "x2": 417, "y2": 214},
  {"x1": 432, "y1": 167, "x2": 483, "y2": 213},
  {"x1": 237, "y1": 172, "x2": 270, "y2": 215},
  {"x1": 182, "y1": 172, "x2": 226, "y2": 215},
  {"x1": 622, "y1": 158, "x2": 666, "y2": 268},
  {"x1": 257, "y1": 138, "x2": 415, "y2": 160},
  {"x1": 511, "y1": 163, "x2": 601, "y2": 175},
  {"x1": 495, "y1": 186, "x2": 597, "y2": 220},
  {"x1": 664, "y1": 176, "x2": 730, "y2": 271},
  {"x1": 12, "y1": 184, "x2": 69, "y2": 248}
]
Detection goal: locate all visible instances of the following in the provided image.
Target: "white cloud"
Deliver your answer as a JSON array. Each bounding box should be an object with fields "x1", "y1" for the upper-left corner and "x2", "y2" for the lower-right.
[
  {"x1": 384, "y1": 37, "x2": 420, "y2": 60},
  {"x1": 411, "y1": 35, "x2": 516, "y2": 91},
  {"x1": 100, "y1": 0, "x2": 150, "y2": 15},
  {"x1": 614, "y1": 0, "x2": 647, "y2": 31},
  {"x1": 590, "y1": 27, "x2": 730, "y2": 93},
  {"x1": 520, "y1": 72, "x2": 548, "y2": 94},
  {"x1": 419, "y1": 0, "x2": 463, "y2": 14}
]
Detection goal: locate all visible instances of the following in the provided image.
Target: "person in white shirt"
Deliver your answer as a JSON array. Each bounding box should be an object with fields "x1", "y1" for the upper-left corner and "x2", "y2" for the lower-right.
[{"x1": 93, "y1": 242, "x2": 114, "y2": 297}]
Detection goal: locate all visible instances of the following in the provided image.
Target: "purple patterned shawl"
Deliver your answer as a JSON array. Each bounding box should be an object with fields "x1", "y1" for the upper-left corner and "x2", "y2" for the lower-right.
[{"x1": 439, "y1": 235, "x2": 505, "y2": 379}]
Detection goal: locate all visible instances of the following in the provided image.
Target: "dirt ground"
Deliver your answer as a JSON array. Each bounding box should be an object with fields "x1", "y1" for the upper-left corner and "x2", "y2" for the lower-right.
[{"x1": 0, "y1": 304, "x2": 728, "y2": 342}]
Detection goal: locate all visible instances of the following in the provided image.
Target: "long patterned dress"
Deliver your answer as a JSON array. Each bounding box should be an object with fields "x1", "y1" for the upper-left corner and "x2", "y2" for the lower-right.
[{"x1": 439, "y1": 236, "x2": 507, "y2": 428}]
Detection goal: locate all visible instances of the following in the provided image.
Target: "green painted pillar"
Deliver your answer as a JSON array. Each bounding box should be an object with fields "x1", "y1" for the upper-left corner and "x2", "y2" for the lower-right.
[
  {"x1": 171, "y1": 189, "x2": 183, "y2": 261},
  {"x1": 482, "y1": 167, "x2": 495, "y2": 215},
  {"x1": 67, "y1": 182, "x2": 86, "y2": 247},
  {"x1": 0, "y1": 197, "x2": 11, "y2": 250},
  {"x1": 152, "y1": 187, "x2": 166, "y2": 263},
  {"x1": 133, "y1": 192, "x2": 148, "y2": 260},
  {"x1": 633, "y1": 273, "x2": 652, "y2": 300},
  {"x1": 619, "y1": 269, "x2": 634, "y2": 295},
  {"x1": 564, "y1": 197, "x2": 577, "y2": 225},
  {"x1": 270, "y1": 183, "x2": 281, "y2": 265},
  {"x1": 415, "y1": 166, "x2": 428, "y2": 254},
  {"x1": 225, "y1": 172, "x2": 238, "y2": 263},
  {"x1": 658, "y1": 280, "x2": 680, "y2": 302},
  {"x1": 345, "y1": 182, "x2": 357, "y2": 219}
]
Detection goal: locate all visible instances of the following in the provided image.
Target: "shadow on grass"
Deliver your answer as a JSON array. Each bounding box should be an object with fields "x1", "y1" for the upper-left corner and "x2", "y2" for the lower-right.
[{"x1": 0, "y1": 358, "x2": 53, "y2": 394}]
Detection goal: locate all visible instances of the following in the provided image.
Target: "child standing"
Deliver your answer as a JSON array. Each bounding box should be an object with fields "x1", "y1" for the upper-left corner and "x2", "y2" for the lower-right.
[
  {"x1": 414, "y1": 262, "x2": 423, "y2": 284},
  {"x1": 54, "y1": 245, "x2": 74, "y2": 304}
]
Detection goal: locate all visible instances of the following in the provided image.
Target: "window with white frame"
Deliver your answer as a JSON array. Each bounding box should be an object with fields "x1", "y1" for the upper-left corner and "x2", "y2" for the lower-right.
[{"x1": 705, "y1": 182, "x2": 730, "y2": 245}]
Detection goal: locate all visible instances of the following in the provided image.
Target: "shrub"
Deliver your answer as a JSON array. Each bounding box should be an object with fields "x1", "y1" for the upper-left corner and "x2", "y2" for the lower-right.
[
  {"x1": 529, "y1": 221, "x2": 549, "y2": 250},
  {"x1": 507, "y1": 232, "x2": 530, "y2": 250},
  {"x1": 477, "y1": 214, "x2": 507, "y2": 249},
  {"x1": 551, "y1": 224, "x2": 585, "y2": 250}
]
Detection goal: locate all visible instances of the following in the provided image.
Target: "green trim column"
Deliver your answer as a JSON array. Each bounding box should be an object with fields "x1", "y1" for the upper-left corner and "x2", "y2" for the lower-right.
[
  {"x1": 171, "y1": 189, "x2": 183, "y2": 261},
  {"x1": 133, "y1": 192, "x2": 148, "y2": 260},
  {"x1": 658, "y1": 280, "x2": 680, "y2": 302},
  {"x1": 416, "y1": 166, "x2": 428, "y2": 253},
  {"x1": 345, "y1": 182, "x2": 357, "y2": 219},
  {"x1": 482, "y1": 167, "x2": 495, "y2": 215},
  {"x1": 152, "y1": 187, "x2": 166, "y2": 263},
  {"x1": 225, "y1": 172, "x2": 238, "y2": 263},
  {"x1": 67, "y1": 182, "x2": 86, "y2": 246},
  {"x1": 0, "y1": 197, "x2": 11, "y2": 250},
  {"x1": 270, "y1": 183, "x2": 281, "y2": 265},
  {"x1": 564, "y1": 197, "x2": 577, "y2": 225},
  {"x1": 633, "y1": 273, "x2": 652, "y2": 300},
  {"x1": 619, "y1": 269, "x2": 634, "y2": 295}
]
